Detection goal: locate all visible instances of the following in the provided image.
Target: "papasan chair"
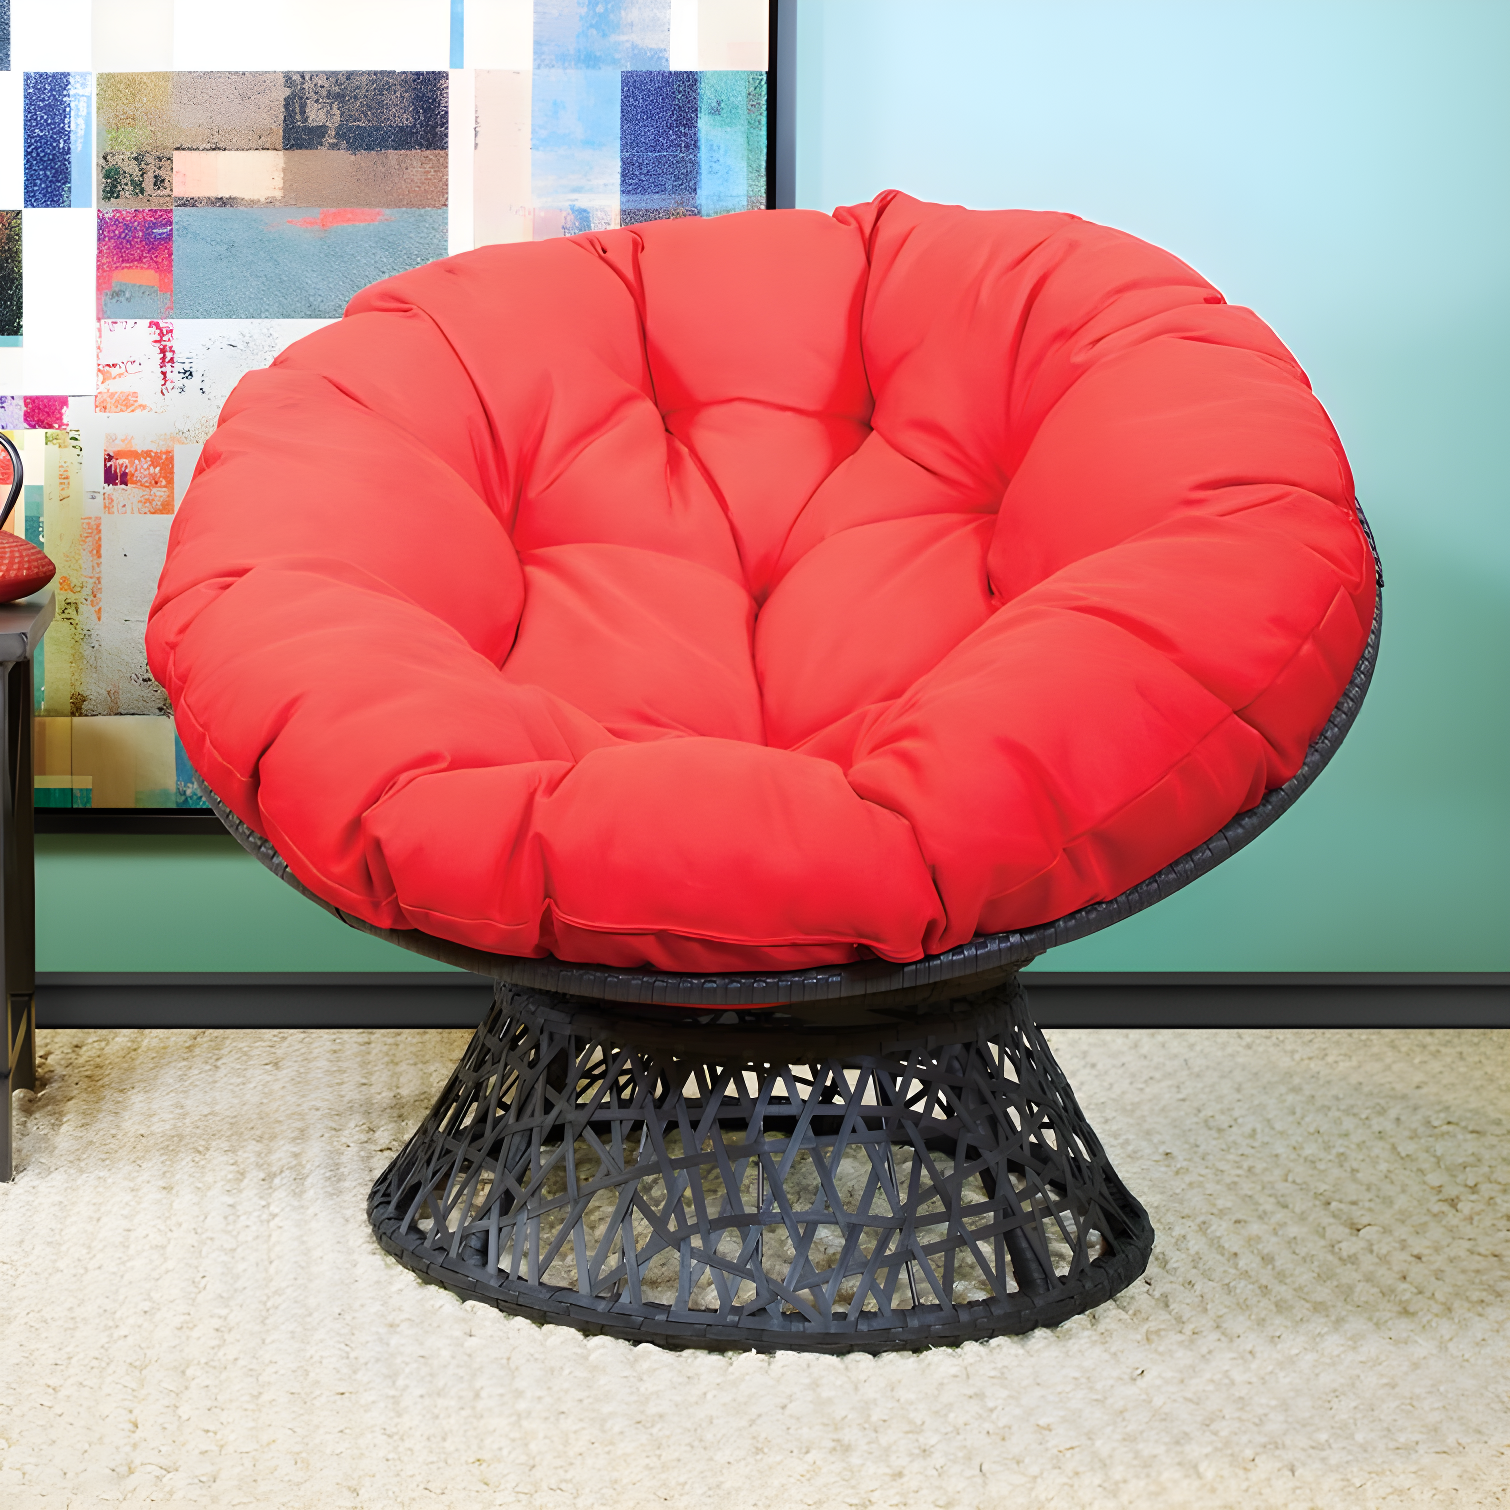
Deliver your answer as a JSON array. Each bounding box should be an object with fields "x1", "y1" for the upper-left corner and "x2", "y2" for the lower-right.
[{"x1": 147, "y1": 191, "x2": 1381, "y2": 1353}]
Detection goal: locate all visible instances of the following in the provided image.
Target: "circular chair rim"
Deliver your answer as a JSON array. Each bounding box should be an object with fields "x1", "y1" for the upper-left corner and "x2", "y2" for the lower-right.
[{"x1": 201, "y1": 514, "x2": 1382, "y2": 1011}]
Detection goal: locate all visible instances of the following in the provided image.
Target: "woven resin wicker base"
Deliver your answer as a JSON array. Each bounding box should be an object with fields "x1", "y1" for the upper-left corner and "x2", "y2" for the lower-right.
[{"x1": 368, "y1": 978, "x2": 1153, "y2": 1352}]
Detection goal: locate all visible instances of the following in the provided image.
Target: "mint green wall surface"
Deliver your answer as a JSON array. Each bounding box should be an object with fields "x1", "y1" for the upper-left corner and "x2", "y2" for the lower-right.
[
  {"x1": 38, "y1": 837, "x2": 452, "y2": 973},
  {"x1": 38, "y1": 2, "x2": 1508, "y2": 974}
]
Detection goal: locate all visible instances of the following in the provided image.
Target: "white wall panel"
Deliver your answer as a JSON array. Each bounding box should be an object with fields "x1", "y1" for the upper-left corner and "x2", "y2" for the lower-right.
[
  {"x1": 11, "y1": 0, "x2": 94, "y2": 71},
  {"x1": 697, "y1": 0, "x2": 766, "y2": 69},
  {"x1": 465, "y1": 0, "x2": 532, "y2": 70},
  {"x1": 447, "y1": 69, "x2": 475, "y2": 255},
  {"x1": 473, "y1": 70, "x2": 531, "y2": 246},
  {"x1": 172, "y1": 0, "x2": 451, "y2": 71},
  {"x1": 0, "y1": 73, "x2": 23, "y2": 211},
  {"x1": 92, "y1": 0, "x2": 175, "y2": 71},
  {"x1": 21, "y1": 209, "x2": 97, "y2": 395},
  {"x1": 669, "y1": 0, "x2": 697, "y2": 71},
  {"x1": 173, "y1": 442, "x2": 203, "y2": 508}
]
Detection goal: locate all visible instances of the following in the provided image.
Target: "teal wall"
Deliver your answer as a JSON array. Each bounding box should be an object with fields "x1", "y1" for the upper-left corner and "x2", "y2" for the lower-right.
[
  {"x1": 795, "y1": 0, "x2": 1509, "y2": 972},
  {"x1": 38, "y1": 837, "x2": 448, "y2": 973},
  {"x1": 38, "y1": 1, "x2": 1508, "y2": 973}
]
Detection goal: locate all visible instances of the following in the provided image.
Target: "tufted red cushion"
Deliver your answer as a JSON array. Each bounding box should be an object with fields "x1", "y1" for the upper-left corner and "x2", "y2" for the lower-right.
[{"x1": 147, "y1": 192, "x2": 1376, "y2": 974}]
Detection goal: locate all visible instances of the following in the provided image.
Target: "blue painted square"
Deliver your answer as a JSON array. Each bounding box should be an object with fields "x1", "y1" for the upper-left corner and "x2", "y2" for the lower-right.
[
  {"x1": 101, "y1": 283, "x2": 171, "y2": 318},
  {"x1": 699, "y1": 71, "x2": 761, "y2": 218},
  {"x1": 24, "y1": 73, "x2": 69, "y2": 207},
  {"x1": 23, "y1": 481, "x2": 41, "y2": 549},
  {"x1": 283, "y1": 72, "x2": 447, "y2": 152},
  {"x1": 172, "y1": 207, "x2": 448, "y2": 319},
  {"x1": 24, "y1": 73, "x2": 91, "y2": 209},
  {"x1": 174, "y1": 732, "x2": 210, "y2": 808},
  {"x1": 534, "y1": 0, "x2": 669, "y2": 71},
  {"x1": 532, "y1": 70, "x2": 622, "y2": 219},
  {"x1": 620, "y1": 70, "x2": 698, "y2": 224}
]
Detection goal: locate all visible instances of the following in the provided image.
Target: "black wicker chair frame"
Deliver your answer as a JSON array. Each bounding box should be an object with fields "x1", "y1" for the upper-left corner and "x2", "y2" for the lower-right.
[{"x1": 200, "y1": 518, "x2": 1381, "y2": 1353}]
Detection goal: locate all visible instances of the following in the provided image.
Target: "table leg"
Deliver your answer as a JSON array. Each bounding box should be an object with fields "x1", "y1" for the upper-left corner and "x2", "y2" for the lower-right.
[{"x1": 1, "y1": 656, "x2": 36, "y2": 1181}]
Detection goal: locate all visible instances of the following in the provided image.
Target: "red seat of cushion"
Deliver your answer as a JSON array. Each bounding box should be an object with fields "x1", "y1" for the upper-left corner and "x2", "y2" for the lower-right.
[{"x1": 146, "y1": 192, "x2": 1377, "y2": 974}]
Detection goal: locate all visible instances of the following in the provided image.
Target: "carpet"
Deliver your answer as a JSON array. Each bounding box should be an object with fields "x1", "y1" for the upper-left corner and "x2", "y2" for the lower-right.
[{"x1": 1, "y1": 1026, "x2": 1505, "y2": 1508}]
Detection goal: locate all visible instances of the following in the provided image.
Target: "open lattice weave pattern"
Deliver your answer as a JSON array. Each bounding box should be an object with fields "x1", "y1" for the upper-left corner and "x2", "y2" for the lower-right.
[{"x1": 368, "y1": 982, "x2": 1153, "y2": 1350}]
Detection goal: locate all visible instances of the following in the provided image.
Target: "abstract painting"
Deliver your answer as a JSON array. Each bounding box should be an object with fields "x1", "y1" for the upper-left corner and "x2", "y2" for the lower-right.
[{"x1": 0, "y1": 0, "x2": 770, "y2": 814}]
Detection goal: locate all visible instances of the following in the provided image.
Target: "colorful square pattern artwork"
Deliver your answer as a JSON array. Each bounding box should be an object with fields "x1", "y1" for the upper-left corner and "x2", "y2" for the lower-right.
[{"x1": 0, "y1": 0, "x2": 769, "y2": 810}]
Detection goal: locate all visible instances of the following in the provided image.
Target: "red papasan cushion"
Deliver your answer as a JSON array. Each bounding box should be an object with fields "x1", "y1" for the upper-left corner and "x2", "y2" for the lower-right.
[{"x1": 147, "y1": 192, "x2": 1377, "y2": 974}]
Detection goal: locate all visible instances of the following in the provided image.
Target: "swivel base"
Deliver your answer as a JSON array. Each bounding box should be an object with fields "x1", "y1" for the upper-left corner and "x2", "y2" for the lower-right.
[{"x1": 369, "y1": 979, "x2": 1153, "y2": 1352}]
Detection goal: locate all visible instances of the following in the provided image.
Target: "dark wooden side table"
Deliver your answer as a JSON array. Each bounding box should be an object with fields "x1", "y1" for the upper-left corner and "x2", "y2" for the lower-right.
[{"x1": 1, "y1": 592, "x2": 53, "y2": 1181}]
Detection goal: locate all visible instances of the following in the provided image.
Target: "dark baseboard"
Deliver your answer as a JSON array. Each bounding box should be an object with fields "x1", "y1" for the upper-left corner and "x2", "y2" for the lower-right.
[
  {"x1": 36, "y1": 972, "x2": 496, "y2": 1028},
  {"x1": 35, "y1": 809, "x2": 230, "y2": 835},
  {"x1": 31, "y1": 971, "x2": 1510, "y2": 1030},
  {"x1": 1018, "y1": 972, "x2": 1509, "y2": 1028}
]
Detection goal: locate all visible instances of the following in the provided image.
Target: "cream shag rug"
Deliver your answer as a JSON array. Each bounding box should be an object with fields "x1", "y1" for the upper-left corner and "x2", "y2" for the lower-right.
[{"x1": 1, "y1": 1026, "x2": 1506, "y2": 1509}]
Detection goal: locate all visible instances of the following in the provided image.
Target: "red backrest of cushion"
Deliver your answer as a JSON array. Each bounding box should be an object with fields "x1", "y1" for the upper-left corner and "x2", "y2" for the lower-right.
[{"x1": 148, "y1": 193, "x2": 1377, "y2": 976}]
